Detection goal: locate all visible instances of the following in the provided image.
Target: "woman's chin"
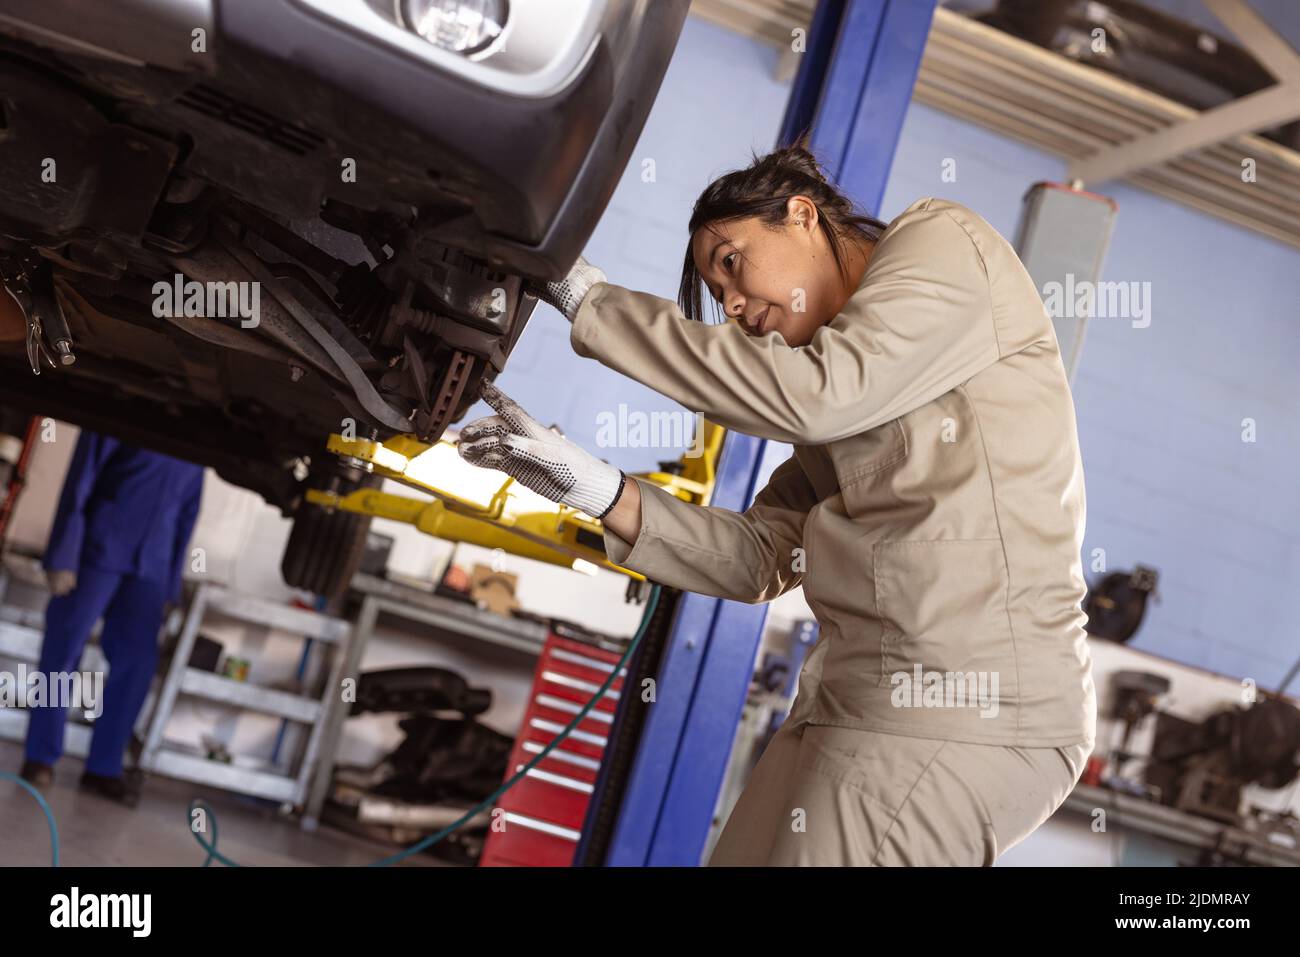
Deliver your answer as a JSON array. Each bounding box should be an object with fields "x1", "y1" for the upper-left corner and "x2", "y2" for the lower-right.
[{"x1": 777, "y1": 323, "x2": 820, "y2": 348}]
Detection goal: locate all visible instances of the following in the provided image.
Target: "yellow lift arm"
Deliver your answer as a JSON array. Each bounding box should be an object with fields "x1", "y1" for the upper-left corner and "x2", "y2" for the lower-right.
[{"x1": 308, "y1": 420, "x2": 726, "y2": 580}]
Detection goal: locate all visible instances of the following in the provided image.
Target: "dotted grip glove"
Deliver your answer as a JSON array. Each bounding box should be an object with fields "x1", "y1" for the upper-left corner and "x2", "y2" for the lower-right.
[
  {"x1": 458, "y1": 381, "x2": 626, "y2": 519},
  {"x1": 536, "y1": 254, "x2": 607, "y2": 322}
]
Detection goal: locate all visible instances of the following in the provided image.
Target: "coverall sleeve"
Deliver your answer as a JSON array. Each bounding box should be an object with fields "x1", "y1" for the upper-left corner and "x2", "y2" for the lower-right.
[
  {"x1": 569, "y1": 203, "x2": 1004, "y2": 445},
  {"x1": 602, "y1": 451, "x2": 819, "y2": 604},
  {"x1": 43, "y1": 430, "x2": 118, "y2": 573},
  {"x1": 167, "y1": 469, "x2": 204, "y2": 604}
]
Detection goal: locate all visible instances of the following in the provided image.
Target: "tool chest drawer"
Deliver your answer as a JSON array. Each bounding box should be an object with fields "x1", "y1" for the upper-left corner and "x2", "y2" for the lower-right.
[{"x1": 479, "y1": 631, "x2": 626, "y2": 866}]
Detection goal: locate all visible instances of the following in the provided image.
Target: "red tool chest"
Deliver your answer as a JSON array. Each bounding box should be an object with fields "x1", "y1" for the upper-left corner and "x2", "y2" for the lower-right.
[{"x1": 478, "y1": 629, "x2": 627, "y2": 866}]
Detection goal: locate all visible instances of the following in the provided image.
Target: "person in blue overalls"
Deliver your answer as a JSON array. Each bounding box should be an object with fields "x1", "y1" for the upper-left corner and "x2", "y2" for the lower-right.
[{"x1": 18, "y1": 429, "x2": 204, "y2": 806}]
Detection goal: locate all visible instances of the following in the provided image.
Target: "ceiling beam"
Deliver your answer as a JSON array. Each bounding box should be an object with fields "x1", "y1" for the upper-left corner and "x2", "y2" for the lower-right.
[
  {"x1": 1068, "y1": 0, "x2": 1300, "y2": 184},
  {"x1": 1068, "y1": 82, "x2": 1300, "y2": 183},
  {"x1": 1205, "y1": 0, "x2": 1300, "y2": 83}
]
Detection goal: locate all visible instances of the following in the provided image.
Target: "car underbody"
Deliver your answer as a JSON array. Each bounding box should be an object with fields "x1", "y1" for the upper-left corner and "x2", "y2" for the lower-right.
[
  {"x1": 0, "y1": 31, "x2": 541, "y2": 511},
  {"x1": 0, "y1": 0, "x2": 690, "y2": 594}
]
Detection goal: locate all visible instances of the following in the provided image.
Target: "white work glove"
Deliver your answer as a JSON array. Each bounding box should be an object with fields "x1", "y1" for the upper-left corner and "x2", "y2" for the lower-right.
[
  {"x1": 458, "y1": 382, "x2": 626, "y2": 519},
  {"x1": 535, "y1": 254, "x2": 607, "y2": 322}
]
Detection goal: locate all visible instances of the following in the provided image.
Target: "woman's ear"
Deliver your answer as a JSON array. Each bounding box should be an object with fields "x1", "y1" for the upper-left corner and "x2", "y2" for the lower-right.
[{"x1": 786, "y1": 194, "x2": 818, "y2": 232}]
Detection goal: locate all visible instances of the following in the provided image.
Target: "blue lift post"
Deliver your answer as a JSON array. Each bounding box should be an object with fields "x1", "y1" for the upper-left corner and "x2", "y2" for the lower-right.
[{"x1": 588, "y1": 0, "x2": 939, "y2": 867}]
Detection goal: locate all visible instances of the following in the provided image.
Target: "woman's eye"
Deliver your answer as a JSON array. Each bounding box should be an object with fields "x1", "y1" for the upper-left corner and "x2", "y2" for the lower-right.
[{"x1": 723, "y1": 252, "x2": 737, "y2": 272}]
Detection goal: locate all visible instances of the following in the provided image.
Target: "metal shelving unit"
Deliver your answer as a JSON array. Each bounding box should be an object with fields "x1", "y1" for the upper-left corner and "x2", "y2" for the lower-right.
[
  {"x1": 300, "y1": 572, "x2": 549, "y2": 830},
  {"x1": 139, "y1": 582, "x2": 353, "y2": 819}
]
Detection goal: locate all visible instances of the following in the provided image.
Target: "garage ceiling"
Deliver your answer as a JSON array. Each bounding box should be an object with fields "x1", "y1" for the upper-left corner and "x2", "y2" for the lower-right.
[
  {"x1": 689, "y1": 0, "x2": 1300, "y2": 249},
  {"x1": 690, "y1": 0, "x2": 818, "y2": 49}
]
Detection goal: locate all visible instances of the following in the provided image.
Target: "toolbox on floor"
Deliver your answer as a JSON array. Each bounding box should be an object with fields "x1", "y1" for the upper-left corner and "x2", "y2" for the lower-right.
[{"x1": 478, "y1": 628, "x2": 627, "y2": 867}]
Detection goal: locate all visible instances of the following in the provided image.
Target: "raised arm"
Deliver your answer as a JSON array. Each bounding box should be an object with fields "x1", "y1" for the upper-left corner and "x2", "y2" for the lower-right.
[
  {"x1": 603, "y1": 452, "x2": 819, "y2": 604},
  {"x1": 456, "y1": 385, "x2": 820, "y2": 604},
  {"x1": 570, "y1": 203, "x2": 1010, "y2": 444}
]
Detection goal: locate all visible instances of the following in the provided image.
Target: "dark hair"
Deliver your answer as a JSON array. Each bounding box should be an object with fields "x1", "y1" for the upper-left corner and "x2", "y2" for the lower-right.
[{"x1": 677, "y1": 135, "x2": 888, "y2": 324}]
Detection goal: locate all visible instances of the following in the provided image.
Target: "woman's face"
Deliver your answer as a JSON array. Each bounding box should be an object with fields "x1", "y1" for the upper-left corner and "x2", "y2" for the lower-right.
[{"x1": 690, "y1": 195, "x2": 866, "y2": 348}]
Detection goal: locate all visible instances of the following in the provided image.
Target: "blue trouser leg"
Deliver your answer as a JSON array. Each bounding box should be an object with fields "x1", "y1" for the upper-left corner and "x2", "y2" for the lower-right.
[
  {"x1": 24, "y1": 567, "x2": 123, "y2": 767},
  {"x1": 85, "y1": 574, "x2": 167, "y2": 778}
]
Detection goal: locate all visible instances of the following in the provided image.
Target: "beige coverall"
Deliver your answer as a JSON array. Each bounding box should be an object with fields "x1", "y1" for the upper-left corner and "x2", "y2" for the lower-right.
[{"x1": 569, "y1": 197, "x2": 1097, "y2": 866}]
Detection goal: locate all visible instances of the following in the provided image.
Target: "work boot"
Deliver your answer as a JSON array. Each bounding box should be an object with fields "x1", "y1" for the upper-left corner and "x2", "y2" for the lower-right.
[
  {"x1": 79, "y1": 770, "x2": 141, "y2": 808},
  {"x1": 19, "y1": 760, "x2": 53, "y2": 788}
]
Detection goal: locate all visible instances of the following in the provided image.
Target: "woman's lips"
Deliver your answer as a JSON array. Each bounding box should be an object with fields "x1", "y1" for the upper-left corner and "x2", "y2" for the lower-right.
[{"x1": 754, "y1": 305, "x2": 770, "y2": 335}]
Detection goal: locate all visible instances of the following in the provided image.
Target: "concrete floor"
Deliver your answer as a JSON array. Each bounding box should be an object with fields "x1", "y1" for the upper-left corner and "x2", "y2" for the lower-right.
[{"x1": 0, "y1": 739, "x2": 445, "y2": 867}]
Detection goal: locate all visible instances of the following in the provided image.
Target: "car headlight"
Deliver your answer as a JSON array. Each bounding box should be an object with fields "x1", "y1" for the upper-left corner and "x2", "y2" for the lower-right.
[
  {"x1": 400, "y1": 0, "x2": 508, "y2": 55},
  {"x1": 297, "y1": 0, "x2": 612, "y2": 97}
]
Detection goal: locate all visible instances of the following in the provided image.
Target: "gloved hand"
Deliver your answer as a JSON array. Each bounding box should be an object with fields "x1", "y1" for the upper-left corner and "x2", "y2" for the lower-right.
[
  {"x1": 458, "y1": 381, "x2": 626, "y2": 519},
  {"x1": 534, "y1": 254, "x2": 607, "y2": 322},
  {"x1": 46, "y1": 569, "x2": 77, "y2": 596}
]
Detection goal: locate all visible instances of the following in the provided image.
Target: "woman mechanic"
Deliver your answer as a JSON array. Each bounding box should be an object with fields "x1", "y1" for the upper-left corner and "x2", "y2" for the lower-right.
[{"x1": 456, "y1": 143, "x2": 1097, "y2": 867}]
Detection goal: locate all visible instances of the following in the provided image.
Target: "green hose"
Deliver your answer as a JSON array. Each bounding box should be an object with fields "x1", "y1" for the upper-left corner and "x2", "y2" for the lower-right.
[{"x1": 0, "y1": 770, "x2": 61, "y2": 867}]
